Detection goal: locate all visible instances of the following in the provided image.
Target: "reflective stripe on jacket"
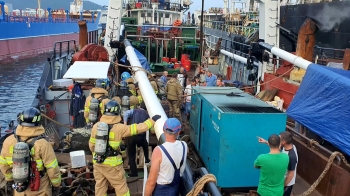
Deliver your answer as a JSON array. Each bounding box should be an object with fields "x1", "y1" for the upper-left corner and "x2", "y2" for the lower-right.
[{"x1": 88, "y1": 116, "x2": 154, "y2": 166}]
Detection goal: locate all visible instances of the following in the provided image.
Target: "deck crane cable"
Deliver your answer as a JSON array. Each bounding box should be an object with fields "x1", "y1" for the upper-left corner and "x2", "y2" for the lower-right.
[
  {"x1": 114, "y1": 62, "x2": 294, "y2": 97},
  {"x1": 297, "y1": 151, "x2": 350, "y2": 196}
]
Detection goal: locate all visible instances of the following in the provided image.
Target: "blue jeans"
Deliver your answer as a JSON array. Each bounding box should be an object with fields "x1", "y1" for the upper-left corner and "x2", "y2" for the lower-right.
[{"x1": 185, "y1": 102, "x2": 191, "y2": 115}]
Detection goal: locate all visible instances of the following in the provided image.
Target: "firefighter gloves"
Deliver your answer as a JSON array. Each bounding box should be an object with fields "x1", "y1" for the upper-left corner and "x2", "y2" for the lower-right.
[{"x1": 152, "y1": 115, "x2": 161, "y2": 122}]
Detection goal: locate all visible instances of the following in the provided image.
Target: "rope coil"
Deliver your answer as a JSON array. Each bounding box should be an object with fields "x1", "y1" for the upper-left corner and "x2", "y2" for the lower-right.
[{"x1": 186, "y1": 174, "x2": 217, "y2": 196}]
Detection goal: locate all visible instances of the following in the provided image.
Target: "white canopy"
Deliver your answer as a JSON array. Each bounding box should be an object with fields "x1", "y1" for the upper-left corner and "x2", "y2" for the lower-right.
[{"x1": 63, "y1": 61, "x2": 110, "y2": 79}]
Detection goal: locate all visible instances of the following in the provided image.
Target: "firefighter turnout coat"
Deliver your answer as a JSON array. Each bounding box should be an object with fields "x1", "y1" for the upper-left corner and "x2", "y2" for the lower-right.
[
  {"x1": 89, "y1": 114, "x2": 154, "y2": 196},
  {"x1": 0, "y1": 125, "x2": 61, "y2": 196},
  {"x1": 84, "y1": 87, "x2": 110, "y2": 123}
]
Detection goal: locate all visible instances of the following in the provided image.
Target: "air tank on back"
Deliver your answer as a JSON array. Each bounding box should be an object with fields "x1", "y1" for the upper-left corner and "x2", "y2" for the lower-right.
[
  {"x1": 88, "y1": 98, "x2": 100, "y2": 123},
  {"x1": 94, "y1": 122, "x2": 109, "y2": 156},
  {"x1": 121, "y1": 96, "x2": 130, "y2": 116},
  {"x1": 12, "y1": 142, "x2": 30, "y2": 184}
]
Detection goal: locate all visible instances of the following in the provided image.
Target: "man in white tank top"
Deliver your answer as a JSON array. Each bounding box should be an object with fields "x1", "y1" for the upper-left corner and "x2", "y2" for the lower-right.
[{"x1": 144, "y1": 118, "x2": 188, "y2": 196}]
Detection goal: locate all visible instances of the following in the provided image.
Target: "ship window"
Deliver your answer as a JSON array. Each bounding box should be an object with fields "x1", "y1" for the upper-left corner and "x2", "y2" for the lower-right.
[
  {"x1": 147, "y1": 13, "x2": 152, "y2": 17},
  {"x1": 165, "y1": 13, "x2": 170, "y2": 18},
  {"x1": 217, "y1": 106, "x2": 282, "y2": 113}
]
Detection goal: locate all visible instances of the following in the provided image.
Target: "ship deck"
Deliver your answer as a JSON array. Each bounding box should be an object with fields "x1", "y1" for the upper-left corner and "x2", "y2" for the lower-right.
[{"x1": 54, "y1": 64, "x2": 322, "y2": 196}]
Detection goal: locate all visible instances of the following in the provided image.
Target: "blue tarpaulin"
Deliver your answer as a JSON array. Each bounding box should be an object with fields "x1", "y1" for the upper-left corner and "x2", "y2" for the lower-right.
[
  {"x1": 120, "y1": 48, "x2": 151, "y2": 72},
  {"x1": 287, "y1": 64, "x2": 350, "y2": 156}
]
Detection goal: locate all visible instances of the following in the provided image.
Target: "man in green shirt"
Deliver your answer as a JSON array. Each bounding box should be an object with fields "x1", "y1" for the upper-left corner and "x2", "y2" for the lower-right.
[{"x1": 254, "y1": 134, "x2": 289, "y2": 196}]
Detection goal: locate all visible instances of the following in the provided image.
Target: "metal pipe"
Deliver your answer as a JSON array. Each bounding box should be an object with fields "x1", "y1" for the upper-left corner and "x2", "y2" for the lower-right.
[
  {"x1": 258, "y1": 42, "x2": 312, "y2": 70},
  {"x1": 126, "y1": 35, "x2": 154, "y2": 38},
  {"x1": 124, "y1": 39, "x2": 167, "y2": 143},
  {"x1": 220, "y1": 49, "x2": 260, "y2": 66},
  {"x1": 78, "y1": 20, "x2": 88, "y2": 50},
  {"x1": 199, "y1": 0, "x2": 204, "y2": 66},
  {"x1": 206, "y1": 33, "x2": 252, "y2": 47},
  {"x1": 172, "y1": 37, "x2": 201, "y2": 40},
  {"x1": 174, "y1": 38, "x2": 177, "y2": 58},
  {"x1": 147, "y1": 37, "x2": 151, "y2": 62},
  {"x1": 154, "y1": 38, "x2": 172, "y2": 41}
]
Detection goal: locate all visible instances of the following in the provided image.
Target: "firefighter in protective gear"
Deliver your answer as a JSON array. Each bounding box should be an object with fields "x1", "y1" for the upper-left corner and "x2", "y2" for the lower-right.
[
  {"x1": 148, "y1": 74, "x2": 158, "y2": 94},
  {"x1": 165, "y1": 74, "x2": 183, "y2": 119},
  {"x1": 111, "y1": 96, "x2": 122, "y2": 104},
  {"x1": 121, "y1": 72, "x2": 131, "y2": 81},
  {"x1": 129, "y1": 96, "x2": 139, "y2": 109},
  {"x1": 84, "y1": 79, "x2": 110, "y2": 124},
  {"x1": 160, "y1": 95, "x2": 171, "y2": 118},
  {"x1": 135, "y1": 82, "x2": 143, "y2": 104},
  {"x1": 126, "y1": 78, "x2": 136, "y2": 96},
  {"x1": 89, "y1": 100, "x2": 161, "y2": 196},
  {"x1": 0, "y1": 107, "x2": 61, "y2": 196},
  {"x1": 115, "y1": 80, "x2": 133, "y2": 98}
]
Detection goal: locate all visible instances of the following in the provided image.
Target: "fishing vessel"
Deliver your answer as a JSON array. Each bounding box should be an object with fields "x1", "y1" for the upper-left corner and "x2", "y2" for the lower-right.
[
  {"x1": 1, "y1": 0, "x2": 350, "y2": 195},
  {"x1": 0, "y1": 0, "x2": 101, "y2": 64}
]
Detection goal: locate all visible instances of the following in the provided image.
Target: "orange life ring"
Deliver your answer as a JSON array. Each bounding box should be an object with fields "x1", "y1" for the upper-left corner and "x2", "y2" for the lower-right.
[{"x1": 173, "y1": 19, "x2": 182, "y2": 26}]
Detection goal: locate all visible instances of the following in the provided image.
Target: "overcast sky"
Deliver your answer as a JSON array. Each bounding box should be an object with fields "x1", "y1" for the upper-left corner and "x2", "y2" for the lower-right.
[{"x1": 88, "y1": 0, "x2": 219, "y2": 12}]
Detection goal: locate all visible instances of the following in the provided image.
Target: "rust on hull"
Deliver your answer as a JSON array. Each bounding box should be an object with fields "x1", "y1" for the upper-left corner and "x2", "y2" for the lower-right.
[
  {"x1": 287, "y1": 128, "x2": 350, "y2": 196},
  {"x1": 290, "y1": 18, "x2": 318, "y2": 82},
  {"x1": 295, "y1": 18, "x2": 318, "y2": 61}
]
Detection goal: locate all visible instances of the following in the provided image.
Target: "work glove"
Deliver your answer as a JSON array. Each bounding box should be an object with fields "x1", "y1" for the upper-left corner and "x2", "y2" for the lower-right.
[
  {"x1": 152, "y1": 115, "x2": 161, "y2": 122},
  {"x1": 52, "y1": 186, "x2": 60, "y2": 196}
]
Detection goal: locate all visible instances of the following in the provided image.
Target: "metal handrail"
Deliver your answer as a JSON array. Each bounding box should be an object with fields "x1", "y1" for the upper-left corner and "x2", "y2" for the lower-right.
[{"x1": 52, "y1": 40, "x2": 76, "y2": 59}]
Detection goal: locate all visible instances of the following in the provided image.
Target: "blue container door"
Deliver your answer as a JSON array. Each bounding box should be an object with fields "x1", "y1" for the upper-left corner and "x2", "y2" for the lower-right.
[
  {"x1": 189, "y1": 95, "x2": 202, "y2": 150},
  {"x1": 199, "y1": 101, "x2": 220, "y2": 176}
]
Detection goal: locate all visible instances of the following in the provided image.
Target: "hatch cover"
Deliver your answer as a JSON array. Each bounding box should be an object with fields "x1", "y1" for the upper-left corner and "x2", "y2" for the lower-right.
[
  {"x1": 63, "y1": 61, "x2": 110, "y2": 79},
  {"x1": 217, "y1": 106, "x2": 282, "y2": 113}
]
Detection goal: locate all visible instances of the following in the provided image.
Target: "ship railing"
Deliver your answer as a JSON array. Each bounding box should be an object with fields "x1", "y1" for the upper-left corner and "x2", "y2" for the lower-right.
[
  {"x1": 205, "y1": 32, "x2": 251, "y2": 58},
  {"x1": 126, "y1": 1, "x2": 182, "y2": 12},
  {"x1": 33, "y1": 40, "x2": 76, "y2": 108},
  {"x1": 1, "y1": 15, "x2": 96, "y2": 23},
  {"x1": 313, "y1": 46, "x2": 345, "y2": 65},
  {"x1": 125, "y1": 24, "x2": 198, "y2": 29}
]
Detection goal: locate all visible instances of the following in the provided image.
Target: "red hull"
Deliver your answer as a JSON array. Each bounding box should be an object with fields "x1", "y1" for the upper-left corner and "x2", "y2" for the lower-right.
[
  {"x1": 262, "y1": 73, "x2": 300, "y2": 109},
  {"x1": 0, "y1": 33, "x2": 80, "y2": 64}
]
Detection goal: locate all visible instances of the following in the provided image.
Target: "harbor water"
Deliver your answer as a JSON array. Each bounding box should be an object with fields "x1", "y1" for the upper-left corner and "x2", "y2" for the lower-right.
[{"x1": 0, "y1": 57, "x2": 46, "y2": 135}]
